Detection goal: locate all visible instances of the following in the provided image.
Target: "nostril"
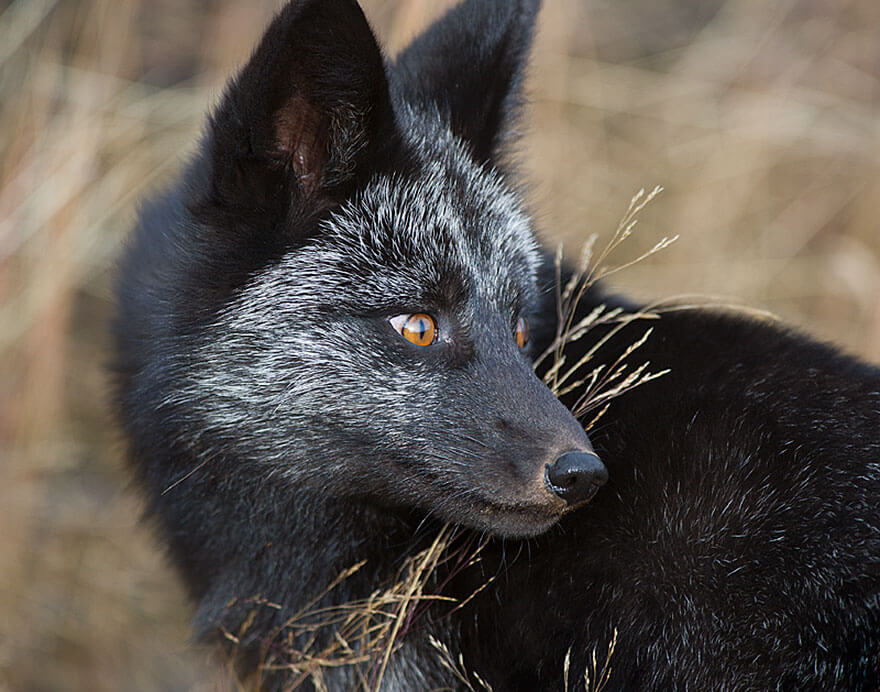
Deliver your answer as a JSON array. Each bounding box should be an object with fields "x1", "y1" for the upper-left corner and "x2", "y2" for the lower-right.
[{"x1": 545, "y1": 451, "x2": 608, "y2": 505}]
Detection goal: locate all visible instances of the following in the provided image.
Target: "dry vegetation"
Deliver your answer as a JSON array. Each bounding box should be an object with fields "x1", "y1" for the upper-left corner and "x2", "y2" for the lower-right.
[{"x1": 1, "y1": 0, "x2": 878, "y2": 689}]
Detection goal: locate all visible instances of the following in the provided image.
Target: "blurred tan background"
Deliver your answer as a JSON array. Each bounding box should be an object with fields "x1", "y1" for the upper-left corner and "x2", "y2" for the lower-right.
[{"x1": 1, "y1": 0, "x2": 878, "y2": 689}]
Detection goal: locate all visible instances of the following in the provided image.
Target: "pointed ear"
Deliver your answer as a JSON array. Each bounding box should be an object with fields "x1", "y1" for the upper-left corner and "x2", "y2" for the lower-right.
[
  {"x1": 207, "y1": 0, "x2": 394, "y2": 215},
  {"x1": 392, "y1": 0, "x2": 541, "y2": 164}
]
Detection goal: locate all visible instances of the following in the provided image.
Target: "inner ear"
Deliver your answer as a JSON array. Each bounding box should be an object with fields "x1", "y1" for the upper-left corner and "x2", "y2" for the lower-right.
[
  {"x1": 209, "y1": 0, "x2": 394, "y2": 212},
  {"x1": 274, "y1": 93, "x2": 328, "y2": 198}
]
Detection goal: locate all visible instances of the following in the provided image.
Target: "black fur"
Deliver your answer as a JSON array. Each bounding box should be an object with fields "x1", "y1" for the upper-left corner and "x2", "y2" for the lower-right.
[
  {"x1": 460, "y1": 301, "x2": 880, "y2": 690},
  {"x1": 393, "y1": 0, "x2": 539, "y2": 164},
  {"x1": 114, "y1": 0, "x2": 880, "y2": 689}
]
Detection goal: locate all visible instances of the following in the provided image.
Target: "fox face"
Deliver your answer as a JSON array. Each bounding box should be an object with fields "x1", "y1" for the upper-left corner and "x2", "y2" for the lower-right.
[{"x1": 122, "y1": 0, "x2": 604, "y2": 538}]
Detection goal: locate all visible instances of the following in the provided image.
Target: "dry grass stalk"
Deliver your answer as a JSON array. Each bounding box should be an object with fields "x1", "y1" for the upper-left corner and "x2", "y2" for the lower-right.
[
  {"x1": 537, "y1": 187, "x2": 675, "y2": 430},
  {"x1": 226, "y1": 526, "x2": 489, "y2": 691},
  {"x1": 562, "y1": 628, "x2": 617, "y2": 692},
  {"x1": 583, "y1": 629, "x2": 618, "y2": 692},
  {"x1": 429, "y1": 634, "x2": 495, "y2": 692}
]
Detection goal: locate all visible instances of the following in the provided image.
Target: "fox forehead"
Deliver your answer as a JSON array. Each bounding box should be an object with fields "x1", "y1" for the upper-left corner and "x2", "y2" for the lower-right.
[{"x1": 243, "y1": 125, "x2": 541, "y2": 317}]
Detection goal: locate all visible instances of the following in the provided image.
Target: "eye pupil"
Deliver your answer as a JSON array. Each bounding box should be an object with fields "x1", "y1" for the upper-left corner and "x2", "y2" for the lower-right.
[{"x1": 391, "y1": 313, "x2": 437, "y2": 346}]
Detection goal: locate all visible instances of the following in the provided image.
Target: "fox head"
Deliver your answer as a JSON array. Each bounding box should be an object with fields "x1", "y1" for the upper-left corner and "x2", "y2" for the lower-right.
[{"x1": 120, "y1": 0, "x2": 605, "y2": 538}]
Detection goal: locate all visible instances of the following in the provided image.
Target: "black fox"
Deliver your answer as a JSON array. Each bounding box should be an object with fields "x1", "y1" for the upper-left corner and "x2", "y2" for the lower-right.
[{"x1": 113, "y1": 0, "x2": 880, "y2": 689}]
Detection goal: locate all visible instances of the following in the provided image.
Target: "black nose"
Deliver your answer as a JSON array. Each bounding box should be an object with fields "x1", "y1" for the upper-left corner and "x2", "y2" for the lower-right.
[{"x1": 545, "y1": 451, "x2": 608, "y2": 505}]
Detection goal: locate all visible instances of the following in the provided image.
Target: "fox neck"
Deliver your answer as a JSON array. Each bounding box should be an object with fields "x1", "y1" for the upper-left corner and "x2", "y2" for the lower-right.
[{"x1": 148, "y1": 460, "x2": 453, "y2": 684}]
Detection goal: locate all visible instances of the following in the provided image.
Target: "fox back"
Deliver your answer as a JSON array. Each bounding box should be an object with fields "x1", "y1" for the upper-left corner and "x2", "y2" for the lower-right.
[{"x1": 114, "y1": 0, "x2": 880, "y2": 690}]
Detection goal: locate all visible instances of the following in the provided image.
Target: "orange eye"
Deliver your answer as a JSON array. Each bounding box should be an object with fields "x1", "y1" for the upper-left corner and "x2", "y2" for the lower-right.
[
  {"x1": 390, "y1": 313, "x2": 437, "y2": 346},
  {"x1": 514, "y1": 316, "x2": 529, "y2": 349}
]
